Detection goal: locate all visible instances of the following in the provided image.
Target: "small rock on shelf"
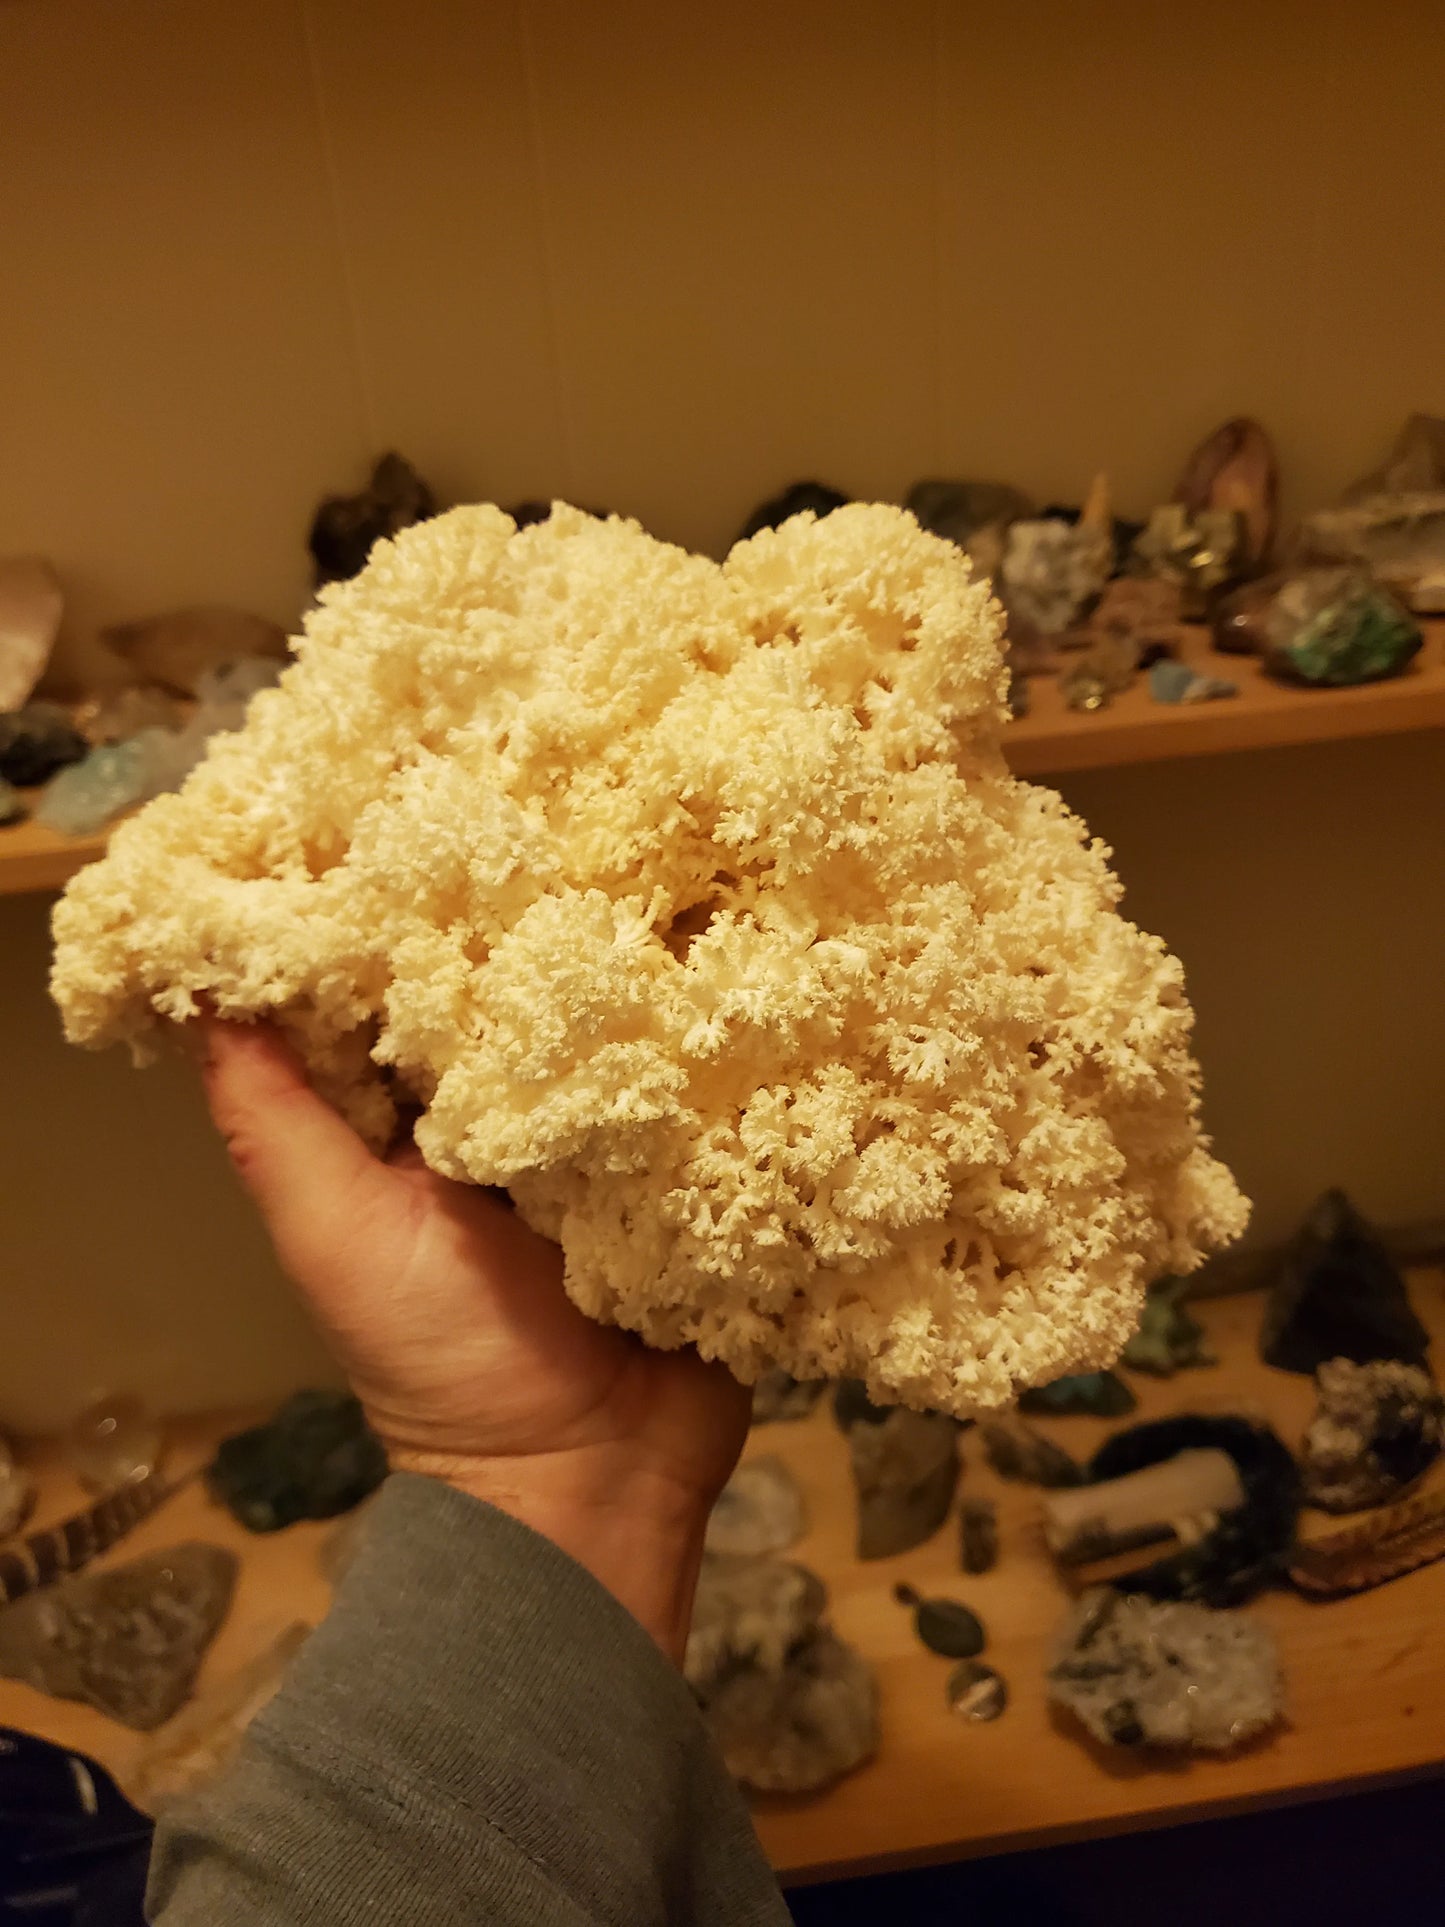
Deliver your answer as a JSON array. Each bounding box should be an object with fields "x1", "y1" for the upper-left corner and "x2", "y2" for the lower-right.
[
  {"x1": 1019, "y1": 1370, "x2": 1136, "y2": 1419},
  {"x1": 1048, "y1": 1588, "x2": 1281, "y2": 1753},
  {"x1": 1173, "y1": 417, "x2": 1278, "y2": 573},
  {"x1": 979, "y1": 1417, "x2": 1083, "y2": 1488},
  {"x1": 1122, "y1": 1278, "x2": 1216, "y2": 1377},
  {"x1": 0, "y1": 556, "x2": 64, "y2": 713},
  {"x1": 894, "y1": 1583, "x2": 985, "y2": 1658},
  {"x1": 1147, "y1": 659, "x2": 1237, "y2": 705},
  {"x1": 1260, "y1": 1189, "x2": 1430, "y2": 1375},
  {"x1": 0, "y1": 701, "x2": 88, "y2": 787},
  {"x1": 309, "y1": 453, "x2": 438, "y2": 586},
  {"x1": 0, "y1": 1436, "x2": 35, "y2": 1539},
  {"x1": 946, "y1": 1659, "x2": 1008, "y2": 1722},
  {"x1": 750, "y1": 1369, "x2": 826, "y2": 1425},
  {"x1": 0, "y1": 1543, "x2": 237, "y2": 1730},
  {"x1": 705, "y1": 1456, "x2": 808, "y2": 1557},
  {"x1": 959, "y1": 1496, "x2": 998, "y2": 1574},
  {"x1": 1299, "y1": 1357, "x2": 1444, "y2": 1513},
  {"x1": 734, "y1": 481, "x2": 849, "y2": 545},
  {"x1": 206, "y1": 1389, "x2": 387, "y2": 1533},
  {"x1": 1001, "y1": 517, "x2": 1112, "y2": 638},
  {"x1": 846, "y1": 1407, "x2": 959, "y2": 1560},
  {"x1": 101, "y1": 607, "x2": 289, "y2": 698}
]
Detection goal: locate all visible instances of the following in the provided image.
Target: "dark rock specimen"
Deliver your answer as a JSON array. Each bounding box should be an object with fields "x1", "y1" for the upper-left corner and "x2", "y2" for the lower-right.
[
  {"x1": 893, "y1": 1583, "x2": 984, "y2": 1658},
  {"x1": 705, "y1": 1456, "x2": 807, "y2": 1556},
  {"x1": 1048, "y1": 1588, "x2": 1281, "y2": 1752},
  {"x1": 735, "y1": 481, "x2": 849, "y2": 545},
  {"x1": 1019, "y1": 1371, "x2": 1136, "y2": 1419},
  {"x1": 685, "y1": 1553, "x2": 876, "y2": 1793},
  {"x1": 1122, "y1": 1278, "x2": 1216, "y2": 1377},
  {"x1": 831, "y1": 1378, "x2": 891, "y2": 1431},
  {"x1": 750, "y1": 1370, "x2": 826, "y2": 1425},
  {"x1": 846, "y1": 1408, "x2": 959, "y2": 1559},
  {"x1": 1299, "y1": 1357, "x2": 1444, "y2": 1513},
  {"x1": 206, "y1": 1390, "x2": 387, "y2": 1533},
  {"x1": 308, "y1": 452, "x2": 437, "y2": 586},
  {"x1": 959, "y1": 1496, "x2": 998, "y2": 1574},
  {"x1": 0, "y1": 701, "x2": 87, "y2": 787},
  {"x1": 1260, "y1": 1190, "x2": 1430, "y2": 1375},
  {"x1": 980, "y1": 1417, "x2": 1084, "y2": 1488},
  {"x1": 0, "y1": 1544, "x2": 236, "y2": 1730},
  {"x1": 1084, "y1": 1415, "x2": 1301, "y2": 1606}
]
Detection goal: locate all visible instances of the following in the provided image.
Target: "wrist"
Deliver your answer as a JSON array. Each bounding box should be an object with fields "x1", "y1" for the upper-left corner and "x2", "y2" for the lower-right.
[{"x1": 388, "y1": 1443, "x2": 712, "y2": 1663}]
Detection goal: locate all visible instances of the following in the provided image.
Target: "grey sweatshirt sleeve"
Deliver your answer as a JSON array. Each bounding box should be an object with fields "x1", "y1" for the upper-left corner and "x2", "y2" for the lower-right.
[{"x1": 147, "y1": 1473, "x2": 790, "y2": 1927}]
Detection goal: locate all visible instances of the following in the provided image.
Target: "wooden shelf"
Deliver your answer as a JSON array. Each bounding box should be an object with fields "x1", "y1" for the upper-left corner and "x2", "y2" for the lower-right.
[
  {"x1": 4, "y1": 1273, "x2": 1444, "y2": 1882},
  {"x1": 3, "y1": 622, "x2": 1441, "y2": 895},
  {"x1": 1005, "y1": 619, "x2": 1445, "y2": 777}
]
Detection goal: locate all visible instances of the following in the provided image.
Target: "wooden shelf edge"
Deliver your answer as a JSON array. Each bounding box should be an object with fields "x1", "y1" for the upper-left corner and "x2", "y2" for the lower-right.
[{"x1": 4, "y1": 623, "x2": 1441, "y2": 894}]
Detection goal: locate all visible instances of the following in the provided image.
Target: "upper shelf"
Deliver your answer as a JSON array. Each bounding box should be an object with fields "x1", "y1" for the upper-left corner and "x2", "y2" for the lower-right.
[{"x1": 3, "y1": 622, "x2": 1442, "y2": 896}]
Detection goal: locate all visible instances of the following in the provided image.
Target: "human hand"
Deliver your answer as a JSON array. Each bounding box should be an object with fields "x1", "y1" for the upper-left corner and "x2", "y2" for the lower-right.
[{"x1": 199, "y1": 1020, "x2": 750, "y2": 1659}]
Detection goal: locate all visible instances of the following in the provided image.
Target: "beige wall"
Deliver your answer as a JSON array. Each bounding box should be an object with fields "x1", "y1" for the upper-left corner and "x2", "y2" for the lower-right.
[{"x1": 1, "y1": 0, "x2": 1442, "y2": 1428}]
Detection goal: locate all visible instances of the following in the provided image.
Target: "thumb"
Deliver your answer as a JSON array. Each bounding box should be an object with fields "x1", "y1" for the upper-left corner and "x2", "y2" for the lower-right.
[{"x1": 199, "y1": 1018, "x2": 382, "y2": 1278}]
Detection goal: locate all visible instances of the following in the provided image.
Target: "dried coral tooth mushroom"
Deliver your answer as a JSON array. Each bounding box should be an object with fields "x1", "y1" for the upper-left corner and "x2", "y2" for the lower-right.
[{"x1": 50, "y1": 503, "x2": 1247, "y2": 1414}]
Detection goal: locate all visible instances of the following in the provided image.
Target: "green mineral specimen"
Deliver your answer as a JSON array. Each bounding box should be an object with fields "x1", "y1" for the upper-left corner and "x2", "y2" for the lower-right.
[
  {"x1": 1262, "y1": 570, "x2": 1422, "y2": 687},
  {"x1": 1019, "y1": 1370, "x2": 1137, "y2": 1418},
  {"x1": 1123, "y1": 1278, "x2": 1216, "y2": 1377},
  {"x1": 206, "y1": 1390, "x2": 387, "y2": 1533}
]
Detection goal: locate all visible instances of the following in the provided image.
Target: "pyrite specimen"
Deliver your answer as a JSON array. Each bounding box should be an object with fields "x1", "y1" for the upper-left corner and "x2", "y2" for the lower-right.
[
  {"x1": 846, "y1": 1408, "x2": 959, "y2": 1559},
  {"x1": 750, "y1": 1370, "x2": 826, "y2": 1425},
  {"x1": 0, "y1": 556, "x2": 63, "y2": 712},
  {"x1": 705, "y1": 1456, "x2": 808, "y2": 1557},
  {"x1": 1132, "y1": 504, "x2": 1244, "y2": 615},
  {"x1": 1049, "y1": 1588, "x2": 1281, "y2": 1752},
  {"x1": 959, "y1": 1496, "x2": 998, "y2": 1574},
  {"x1": 0, "y1": 1544, "x2": 237, "y2": 1730},
  {"x1": 1019, "y1": 1371, "x2": 1136, "y2": 1419},
  {"x1": 1260, "y1": 1189, "x2": 1429, "y2": 1375},
  {"x1": 1122, "y1": 1277, "x2": 1216, "y2": 1376},
  {"x1": 1299, "y1": 1357, "x2": 1444, "y2": 1513},
  {"x1": 101, "y1": 607, "x2": 289, "y2": 698},
  {"x1": 206, "y1": 1390, "x2": 387, "y2": 1533},
  {"x1": 686, "y1": 1552, "x2": 877, "y2": 1794},
  {"x1": 309, "y1": 452, "x2": 438, "y2": 586}
]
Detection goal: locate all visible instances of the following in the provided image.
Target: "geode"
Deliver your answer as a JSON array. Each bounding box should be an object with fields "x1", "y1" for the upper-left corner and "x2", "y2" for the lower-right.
[
  {"x1": 0, "y1": 1544, "x2": 237, "y2": 1730},
  {"x1": 1048, "y1": 1588, "x2": 1281, "y2": 1752},
  {"x1": 1299, "y1": 1357, "x2": 1444, "y2": 1513},
  {"x1": 685, "y1": 1552, "x2": 877, "y2": 1794}
]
